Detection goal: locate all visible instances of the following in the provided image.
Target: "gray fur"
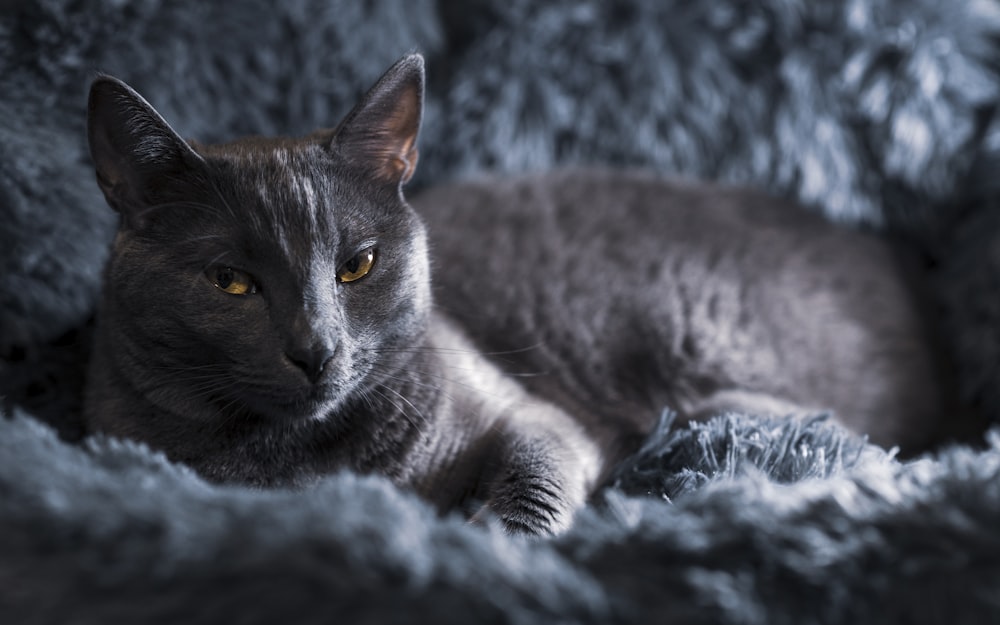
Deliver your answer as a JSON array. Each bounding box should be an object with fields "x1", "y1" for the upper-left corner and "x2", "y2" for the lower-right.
[
  {"x1": 417, "y1": 170, "x2": 948, "y2": 455},
  {"x1": 5, "y1": 0, "x2": 1000, "y2": 432},
  {"x1": 86, "y1": 55, "x2": 954, "y2": 535},
  {"x1": 4, "y1": 410, "x2": 1000, "y2": 624},
  {"x1": 85, "y1": 57, "x2": 598, "y2": 534},
  {"x1": 2, "y1": 2, "x2": 1000, "y2": 620}
]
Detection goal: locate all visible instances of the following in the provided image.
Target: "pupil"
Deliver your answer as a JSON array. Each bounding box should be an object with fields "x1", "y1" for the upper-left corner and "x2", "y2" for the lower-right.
[
  {"x1": 217, "y1": 268, "x2": 233, "y2": 289},
  {"x1": 345, "y1": 257, "x2": 360, "y2": 274}
]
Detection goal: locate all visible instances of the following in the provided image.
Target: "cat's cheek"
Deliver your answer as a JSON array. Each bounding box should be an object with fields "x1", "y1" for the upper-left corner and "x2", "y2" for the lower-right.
[
  {"x1": 340, "y1": 283, "x2": 426, "y2": 353},
  {"x1": 179, "y1": 300, "x2": 273, "y2": 367}
]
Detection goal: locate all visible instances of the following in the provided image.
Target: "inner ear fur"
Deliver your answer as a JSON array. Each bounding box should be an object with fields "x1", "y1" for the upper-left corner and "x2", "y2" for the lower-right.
[{"x1": 332, "y1": 54, "x2": 424, "y2": 186}]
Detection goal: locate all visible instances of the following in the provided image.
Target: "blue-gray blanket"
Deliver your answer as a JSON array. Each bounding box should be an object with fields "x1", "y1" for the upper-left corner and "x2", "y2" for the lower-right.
[{"x1": 3, "y1": 2, "x2": 1000, "y2": 623}]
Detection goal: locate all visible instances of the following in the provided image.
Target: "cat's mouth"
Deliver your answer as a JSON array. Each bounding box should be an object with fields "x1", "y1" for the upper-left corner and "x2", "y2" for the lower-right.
[{"x1": 239, "y1": 383, "x2": 345, "y2": 424}]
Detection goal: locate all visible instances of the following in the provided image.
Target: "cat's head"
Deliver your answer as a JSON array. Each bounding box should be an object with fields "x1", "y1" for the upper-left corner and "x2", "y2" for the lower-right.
[{"x1": 87, "y1": 55, "x2": 430, "y2": 425}]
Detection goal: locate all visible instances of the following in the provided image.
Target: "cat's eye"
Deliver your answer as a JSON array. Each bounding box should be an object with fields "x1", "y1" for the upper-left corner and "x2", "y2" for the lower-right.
[
  {"x1": 337, "y1": 247, "x2": 377, "y2": 283},
  {"x1": 208, "y1": 266, "x2": 257, "y2": 295}
]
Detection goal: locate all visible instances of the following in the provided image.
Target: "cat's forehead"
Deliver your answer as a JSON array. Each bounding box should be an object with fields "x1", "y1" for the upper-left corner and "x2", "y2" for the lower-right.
[
  {"x1": 247, "y1": 147, "x2": 325, "y2": 218},
  {"x1": 193, "y1": 137, "x2": 391, "y2": 266},
  {"x1": 203, "y1": 137, "x2": 331, "y2": 201}
]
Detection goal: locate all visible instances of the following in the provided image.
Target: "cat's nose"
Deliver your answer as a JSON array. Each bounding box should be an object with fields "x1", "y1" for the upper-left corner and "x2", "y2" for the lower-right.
[{"x1": 285, "y1": 342, "x2": 336, "y2": 384}]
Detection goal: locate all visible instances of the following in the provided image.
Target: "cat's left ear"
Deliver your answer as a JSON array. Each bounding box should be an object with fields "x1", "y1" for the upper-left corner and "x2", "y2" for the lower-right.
[{"x1": 331, "y1": 54, "x2": 423, "y2": 187}]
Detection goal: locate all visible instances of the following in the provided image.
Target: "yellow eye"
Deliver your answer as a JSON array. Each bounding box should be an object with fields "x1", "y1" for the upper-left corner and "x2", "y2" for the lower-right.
[
  {"x1": 337, "y1": 247, "x2": 376, "y2": 283},
  {"x1": 208, "y1": 266, "x2": 257, "y2": 295}
]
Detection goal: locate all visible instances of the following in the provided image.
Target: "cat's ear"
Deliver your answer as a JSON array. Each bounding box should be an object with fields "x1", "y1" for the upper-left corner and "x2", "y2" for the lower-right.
[
  {"x1": 87, "y1": 75, "x2": 202, "y2": 224},
  {"x1": 331, "y1": 54, "x2": 423, "y2": 187}
]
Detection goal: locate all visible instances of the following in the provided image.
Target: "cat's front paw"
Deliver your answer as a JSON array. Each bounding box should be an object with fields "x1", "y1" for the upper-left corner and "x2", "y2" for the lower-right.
[
  {"x1": 470, "y1": 486, "x2": 576, "y2": 536},
  {"x1": 470, "y1": 472, "x2": 580, "y2": 536},
  {"x1": 459, "y1": 397, "x2": 601, "y2": 535}
]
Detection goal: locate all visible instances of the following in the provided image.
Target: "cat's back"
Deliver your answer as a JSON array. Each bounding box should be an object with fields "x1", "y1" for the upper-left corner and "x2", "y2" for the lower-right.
[{"x1": 414, "y1": 168, "x2": 944, "y2": 454}]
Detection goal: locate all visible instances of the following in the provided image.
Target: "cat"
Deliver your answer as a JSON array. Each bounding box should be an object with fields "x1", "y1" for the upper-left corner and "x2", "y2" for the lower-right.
[
  {"x1": 84, "y1": 53, "x2": 947, "y2": 536},
  {"x1": 85, "y1": 55, "x2": 601, "y2": 535}
]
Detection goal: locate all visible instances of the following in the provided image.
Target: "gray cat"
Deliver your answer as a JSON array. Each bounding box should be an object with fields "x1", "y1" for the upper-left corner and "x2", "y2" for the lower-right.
[{"x1": 84, "y1": 54, "x2": 946, "y2": 535}]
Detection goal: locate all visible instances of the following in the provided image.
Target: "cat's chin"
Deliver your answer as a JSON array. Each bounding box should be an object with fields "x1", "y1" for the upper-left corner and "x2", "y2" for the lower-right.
[
  {"x1": 241, "y1": 387, "x2": 346, "y2": 425},
  {"x1": 300, "y1": 397, "x2": 343, "y2": 423}
]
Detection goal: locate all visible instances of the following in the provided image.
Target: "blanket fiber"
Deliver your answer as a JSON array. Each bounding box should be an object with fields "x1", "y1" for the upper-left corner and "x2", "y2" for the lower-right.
[{"x1": 3, "y1": 1, "x2": 1000, "y2": 623}]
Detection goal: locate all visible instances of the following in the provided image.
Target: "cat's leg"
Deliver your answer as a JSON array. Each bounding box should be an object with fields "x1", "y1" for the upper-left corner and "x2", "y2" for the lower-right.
[
  {"x1": 423, "y1": 313, "x2": 603, "y2": 535},
  {"x1": 470, "y1": 399, "x2": 603, "y2": 536}
]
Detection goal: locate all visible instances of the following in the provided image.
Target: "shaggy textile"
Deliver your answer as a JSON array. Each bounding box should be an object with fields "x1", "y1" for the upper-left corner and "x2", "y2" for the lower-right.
[
  {"x1": 3, "y1": 1, "x2": 1000, "y2": 623},
  {"x1": 3, "y1": 410, "x2": 999, "y2": 625}
]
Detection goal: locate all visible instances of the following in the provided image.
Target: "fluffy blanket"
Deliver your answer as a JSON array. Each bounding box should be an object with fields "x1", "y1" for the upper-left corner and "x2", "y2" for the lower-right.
[{"x1": 3, "y1": 1, "x2": 1000, "y2": 623}]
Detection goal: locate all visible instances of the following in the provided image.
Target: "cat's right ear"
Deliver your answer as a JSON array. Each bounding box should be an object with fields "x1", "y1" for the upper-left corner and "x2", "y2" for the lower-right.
[{"x1": 87, "y1": 75, "x2": 202, "y2": 226}]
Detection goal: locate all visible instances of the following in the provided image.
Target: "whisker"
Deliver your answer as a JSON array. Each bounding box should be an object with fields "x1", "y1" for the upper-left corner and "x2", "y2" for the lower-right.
[
  {"x1": 174, "y1": 233, "x2": 230, "y2": 246},
  {"x1": 370, "y1": 372, "x2": 458, "y2": 408},
  {"x1": 371, "y1": 366, "x2": 517, "y2": 406},
  {"x1": 380, "y1": 384, "x2": 426, "y2": 425},
  {"x1": 365, "y1": 342, "x2": 548, "y2": 358},
  {"x1": 206, "y1": 178, "x2": 242, "y2": 224},
  {"x1": 362, "y1": 351, "x2": 549, "y2": 379},
  {"x1": 370, "y1": 387, "x2": 419, "y2": 431}
]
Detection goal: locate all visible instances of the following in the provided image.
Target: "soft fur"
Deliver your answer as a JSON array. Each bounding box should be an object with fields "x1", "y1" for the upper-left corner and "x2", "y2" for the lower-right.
[
  {"x1": 418, "y1": 169, "x2": 948, "y2": 452},
  {"x1": 3, "y1": 0, "x2": 1000, "y2": 622},
  {"x1": 83, "y1": 61, "x2": 609, "y2": 535},
  {"x1": 2, "y1": 411, "x2": 999, "y2": 624}
]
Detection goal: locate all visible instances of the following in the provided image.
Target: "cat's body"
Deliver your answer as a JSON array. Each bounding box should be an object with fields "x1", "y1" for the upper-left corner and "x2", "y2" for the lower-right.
[
  {"x1": 417, "y1": 169, "x2": 945, "y2": 458},
  {"x1": 84, "y1": 55, "x2": 946, "y2": 535}
]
